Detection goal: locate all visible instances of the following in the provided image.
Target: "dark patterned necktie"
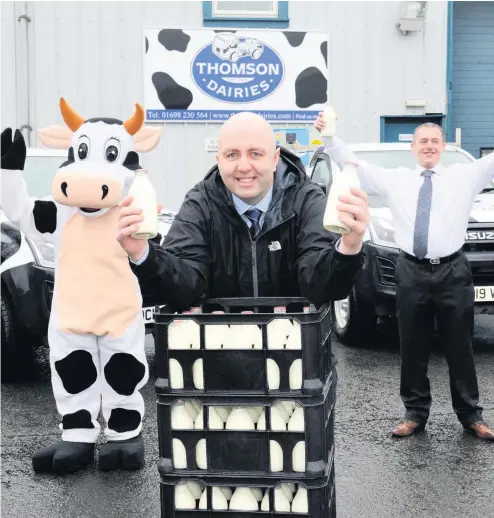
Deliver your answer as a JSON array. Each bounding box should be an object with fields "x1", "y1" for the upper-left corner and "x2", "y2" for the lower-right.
[
  {"x1": 245, "y1": 208, "x2": 263, "y2": 238},
  {"x1": 413, "y1": 170, "x2": 434, "y2": 259}
]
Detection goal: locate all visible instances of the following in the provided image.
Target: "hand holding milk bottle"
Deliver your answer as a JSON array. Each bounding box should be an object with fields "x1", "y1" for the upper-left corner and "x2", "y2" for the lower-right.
[
  {"x1": 127, "y1": 169, "x2": 158, "y2": 239},
  {"x1": 316, "y1": 105, "x2": 361, "y2": 234}
]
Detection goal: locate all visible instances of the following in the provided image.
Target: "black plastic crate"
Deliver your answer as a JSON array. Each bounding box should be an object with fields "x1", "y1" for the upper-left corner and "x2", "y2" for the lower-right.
[
  {"x1": 158, "y1": 454, "x2": 336, "y2": 517},
  {"x1": 157, "y1": 370, "x2": 336, "y2": 479},
  {"x1": 154, "y1": 298, "x2": 333, "y2": 397}
]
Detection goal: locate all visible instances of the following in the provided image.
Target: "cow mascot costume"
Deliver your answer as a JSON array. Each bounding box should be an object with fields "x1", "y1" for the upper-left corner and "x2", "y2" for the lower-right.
[{"x1": 1, "y1": 98, "x2": 162, "y2": 474}]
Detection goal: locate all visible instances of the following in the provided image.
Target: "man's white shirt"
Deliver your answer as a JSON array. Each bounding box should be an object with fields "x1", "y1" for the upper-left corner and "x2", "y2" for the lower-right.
[{"x1": 323, "y1": 137, "x2": 494, "y2": 259}]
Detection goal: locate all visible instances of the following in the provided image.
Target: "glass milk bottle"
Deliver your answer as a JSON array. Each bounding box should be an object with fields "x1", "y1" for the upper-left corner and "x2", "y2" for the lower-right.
[
  {"x1": 320, "y1": 105, "x2": 337, "y2": 137},
  {"x1": 127, "y1": 169, "x2": 158, "y2": 239},
  {"x1": 323, "y1": 161, "x2": 361, "y2": 234}
]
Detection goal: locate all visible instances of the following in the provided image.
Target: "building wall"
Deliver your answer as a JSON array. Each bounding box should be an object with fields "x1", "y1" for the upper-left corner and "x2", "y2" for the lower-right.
[
  {"x1": 450, "y1": 0, "x2": 494, "y2": 159},
  {"x1": 1, "y1": 1, "x2": 448, "y2": 211}
]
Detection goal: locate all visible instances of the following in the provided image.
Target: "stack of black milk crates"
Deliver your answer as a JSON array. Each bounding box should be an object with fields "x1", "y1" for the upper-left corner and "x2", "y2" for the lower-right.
[{"x1": 153, "y1": 297, "x2": 337, "y2": 517}]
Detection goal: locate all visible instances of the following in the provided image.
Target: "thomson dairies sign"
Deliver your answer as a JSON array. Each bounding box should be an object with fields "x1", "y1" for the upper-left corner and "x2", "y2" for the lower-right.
[{"x1": 143, "y1": 28, "x2": 329, "y2": 123}]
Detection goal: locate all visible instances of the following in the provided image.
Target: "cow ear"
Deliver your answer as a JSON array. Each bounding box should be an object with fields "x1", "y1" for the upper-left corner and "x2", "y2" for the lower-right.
[
  {"x1": 134, "y1": 126, "x2": 162, "y2": 153},
  {"x1": 38, "y1": 125, "x2": 73, "y2": 149}
]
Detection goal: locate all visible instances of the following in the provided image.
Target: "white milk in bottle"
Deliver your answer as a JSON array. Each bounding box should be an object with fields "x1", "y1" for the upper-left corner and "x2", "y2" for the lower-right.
[
  {"x1": 220, "y1": 487, "x2": 233, "y2": 501},
  {"x1": 172, "y1": 438, "x2": 187, "y2": 469},
  {"x1": 171, "y1": 401, "x2": 194, "y2": 429},
  {"x1": 181, "y1": 311, "x2": 200, "y2": 349},
  {"x1": 292, "y1": 440, "x2": 306, "y2": 472},
  {"x1": 212, "y1": 487, "x2": 229, "y2": 510},
  {"x1": 261, "y1": 491, "x2": 270, "y2": 511},
  {"x1": 292, "y1": 486, "x2": 309, "y2": 513},
  {"x1": 280, "y1": 483, "x2": 294, "y2": 503},
  {"x1": 230, "y1": 487, "x2": 259, "y2": 511},
  {"x1": 251, "y1": 488, "x2": 263, "y2": 502},
  {"x1": 205, "y1": 311, "x2": 230, "y2": 349},
  {"x1": 267, "y1": 306, "x2": 292, "y2": 349},
  {"x1": 208, "y1": 407, "x2": 225, "y2": 430},
  {"x1": 187, "y1": 482, "x2": 203, "y2": 501},
  {"x1": 274, "y1": 486, "x2": 291, "y2": 512},
  {"x1": 289, "y1": 358, "x2": 303, "y2": 390},
  {"x1": 212, "y1": 406, "x2": 230, "y2": 423},
  {"x1": 128, "y1": 169, "x2": 158, "y2": 239},
  {"x1": 270, "y1": 405, "x2": 287, "y2": 431},
  {"x1": 169, "y1": 358, "x2": 184, "y2": 389},
  {"x1": 175, "y1": 482, "x2": 196, "y2": 510},
  {"x1": 257, "y1": 409, "x2": 266, "y2": 430},
  {"x1": 225, "y1": 407, "x2": 256, "y2": 430},
  {"x1": 168, "y1": 318, "x2": 187, "y2": 349},
  {"x1": 230, "y1": 312, "x2": 262, "y2": 349},
  {"x1": 196, "y1": 438, "x2": 207, "y2": 469},
  {"x1": 286, "y1": 305, "x2": 309, "y2": 350},
  {"x1": 184, "y1": 401, "x2": 199, "y2": 421},
  {"x1": 323, "y1": 161, "x2": 361, "y2": 234},
  {"x1": 192, "y1": 358, "x2": 204, "y2": 390},
  {"x1": 320, "y1": 105, "x2": 337, "y2": 137},
  {"x1": 266, "y1": 358, "x2": 280, "y2": 391},
  {"x1": 270, "y1": 440, "x2": 284, "y2": 472},
  {"x1": 288, "y1": 405, "x2": 305, "y2": 432}
]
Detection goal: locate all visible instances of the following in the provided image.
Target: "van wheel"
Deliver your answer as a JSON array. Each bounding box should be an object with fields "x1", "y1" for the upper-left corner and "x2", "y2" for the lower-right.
[
  {"x1": 331, "y1": 289, "x2": 377, "y2": 346},
  {"x1": 230, "y1": 52, "x2": 239, "y2": 62},
  {"x1": 252, "y1": 49, "x2": 261, "y2": 59},
  {"x1": 1, "y1": 295, "x2": 31, "y2": 381}
]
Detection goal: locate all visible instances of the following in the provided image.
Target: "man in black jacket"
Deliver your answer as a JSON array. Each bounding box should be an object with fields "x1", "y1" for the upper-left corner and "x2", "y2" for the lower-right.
[{"x1": 117, "y1": 112, "x2": 369, "y2": 310}]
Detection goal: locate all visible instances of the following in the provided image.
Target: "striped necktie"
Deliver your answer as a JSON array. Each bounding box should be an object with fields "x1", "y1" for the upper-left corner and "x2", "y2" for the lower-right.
[
  {"x1": 245, "y1": 208, "x2": 263, "y2": 238},
  {"x1": 413, "y1": 169, "x2": 434, "y2": 259}
]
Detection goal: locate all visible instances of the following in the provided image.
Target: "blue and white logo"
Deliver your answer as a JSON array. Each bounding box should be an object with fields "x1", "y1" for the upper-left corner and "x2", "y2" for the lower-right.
[{"x1": 191, "y1": 33, "x2": 285, "y2": 104}]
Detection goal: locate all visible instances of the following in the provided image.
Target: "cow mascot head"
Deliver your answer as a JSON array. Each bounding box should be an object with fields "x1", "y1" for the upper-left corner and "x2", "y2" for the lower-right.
[{"x1": 39, "y1": 97, "x2": 160, "y2": 215}]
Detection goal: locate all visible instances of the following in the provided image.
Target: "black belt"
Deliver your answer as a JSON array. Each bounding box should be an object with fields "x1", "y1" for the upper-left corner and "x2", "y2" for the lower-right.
[{"x1": 401, "y1": 249, "x2": 463, "y2": 265}]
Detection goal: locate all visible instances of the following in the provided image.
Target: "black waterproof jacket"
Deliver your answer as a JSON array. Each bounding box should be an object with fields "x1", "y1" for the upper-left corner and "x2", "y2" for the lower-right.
[{"x1": 132, "y1": 147, "x2": 365, "y2": 311}]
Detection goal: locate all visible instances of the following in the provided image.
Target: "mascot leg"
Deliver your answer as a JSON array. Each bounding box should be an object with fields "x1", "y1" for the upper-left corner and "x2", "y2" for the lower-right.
[
  {"x1": 32, "y1": 319, "x2": 101, "y2": 474},
  {"x1": 98, "y1": 312, "x2": 148, "y2": 471}
]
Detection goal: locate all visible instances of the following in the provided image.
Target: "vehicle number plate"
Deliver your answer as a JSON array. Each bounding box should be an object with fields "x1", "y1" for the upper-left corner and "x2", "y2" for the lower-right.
[{"x1": 474, "y1": 286, "x2": 494, "y2": 302}]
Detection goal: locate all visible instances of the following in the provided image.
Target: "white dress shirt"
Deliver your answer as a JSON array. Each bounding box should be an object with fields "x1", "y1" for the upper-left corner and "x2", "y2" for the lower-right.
[
  {"x1": 232, "y1": 187, "x2": 273, "y2": 230},
  {"x1": 323, "y1": 137, "x2": 494, "y2": 259}
]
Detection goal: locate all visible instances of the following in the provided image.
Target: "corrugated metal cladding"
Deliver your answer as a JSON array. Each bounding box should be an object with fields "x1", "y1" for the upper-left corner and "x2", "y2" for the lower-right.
[
  {"x1": 1, "y1": 1, "x2": 447, "y2": 211},
  {"x1": 451, "y1": 1, "x2": 494, "y2": 159}
]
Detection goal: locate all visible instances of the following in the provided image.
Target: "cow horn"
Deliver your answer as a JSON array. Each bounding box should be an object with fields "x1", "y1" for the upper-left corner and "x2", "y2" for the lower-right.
[
  {"x1": 124, "y1": 103, "x2": 144, "y2": 136},
  {"x1": 59, "y1": 97, "x2": 85, "y2": 132}
]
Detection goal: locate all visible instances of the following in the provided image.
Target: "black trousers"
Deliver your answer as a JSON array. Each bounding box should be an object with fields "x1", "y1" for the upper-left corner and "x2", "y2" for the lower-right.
[{"x1": 395, "y1": 251, "x2": 483, "y2": 428}]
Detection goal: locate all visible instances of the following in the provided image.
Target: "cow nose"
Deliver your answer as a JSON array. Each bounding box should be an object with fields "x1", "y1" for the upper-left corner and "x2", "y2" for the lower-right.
[
  {"x1": 101, "y1": 184, "x2": 109, "y2": 200},
  {"x1": 61, "y1": 182, "x2": 68, "y2": 197}
]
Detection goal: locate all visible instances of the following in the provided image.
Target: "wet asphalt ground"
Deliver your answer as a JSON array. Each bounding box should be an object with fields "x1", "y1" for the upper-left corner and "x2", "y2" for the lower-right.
[{"x1": 1, "y1": 317, "x2": 493, "y2": 518}]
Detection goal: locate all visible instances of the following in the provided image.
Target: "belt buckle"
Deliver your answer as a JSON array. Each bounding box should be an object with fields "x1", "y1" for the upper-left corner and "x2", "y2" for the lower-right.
[{"x1": 430, "y1": 258, "x2": 440, "y2": 265}]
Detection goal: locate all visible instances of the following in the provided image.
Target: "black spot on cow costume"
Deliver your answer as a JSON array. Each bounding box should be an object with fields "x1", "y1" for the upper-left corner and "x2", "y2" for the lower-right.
[{"x1": 0, "y1": 98, "x2": 162, "y2": 474}]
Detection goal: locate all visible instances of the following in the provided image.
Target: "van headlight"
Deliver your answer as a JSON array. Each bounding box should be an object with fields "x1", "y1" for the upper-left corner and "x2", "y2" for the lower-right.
[
  {"x1": 369, "y1": 214, "x2": 399, "y2": 249},
  {"x1": 27, "y1": 238, "x2": 55, "y2": 268}
]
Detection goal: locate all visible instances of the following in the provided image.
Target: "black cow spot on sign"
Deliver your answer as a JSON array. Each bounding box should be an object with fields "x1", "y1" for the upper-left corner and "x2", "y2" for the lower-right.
[
  {"x1": 1, "y1": 222, "x2": 21, "y2": 263},
  {"x1": 295, "y1": 67, "x2": 327, "y2": 108},
  {"x1": 108, "y1": 408, "x2": 141, "y2": 434},
  {"x1": 145, "y1": 36, "x2": 149, "y2": 53},
  {"x1": 55, "y1": 350, "x2": 98, "y2": 395},
  {"x1": 158, "y1": 29, "x2": 190, "y2": 53},
  {"x1": 283, "y1": 32, "x2": 306, "y2": 47},
  {"x1": 152, "y1": 72, "x2": 193, "y2": 109},
  {"x1": 104, "y1": 353, "x2": 145, "y2": 396},
  {"x1": 62, "y1": 409, "x2": 95, "y2": 430},
  {"x1": 320, "y1": 41, "x2": 328, "y2": 67}
]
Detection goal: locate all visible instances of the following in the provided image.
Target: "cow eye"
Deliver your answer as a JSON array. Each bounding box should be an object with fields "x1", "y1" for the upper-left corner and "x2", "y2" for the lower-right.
[
  {"x1": 77, "y1": 136, "x2": 90, "y2": 160},
  {"x1": 105, "y1": 138, "x2": 120, "y2": 163}
]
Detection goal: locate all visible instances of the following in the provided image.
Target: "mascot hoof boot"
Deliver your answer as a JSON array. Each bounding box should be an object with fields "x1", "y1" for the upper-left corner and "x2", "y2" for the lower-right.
[
  {"x1": 32, "y1": 441, "x2": 95, "y2": 474},
  {"x1": 98, "y1": 434, "x2": 145, "y2": 471}
]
